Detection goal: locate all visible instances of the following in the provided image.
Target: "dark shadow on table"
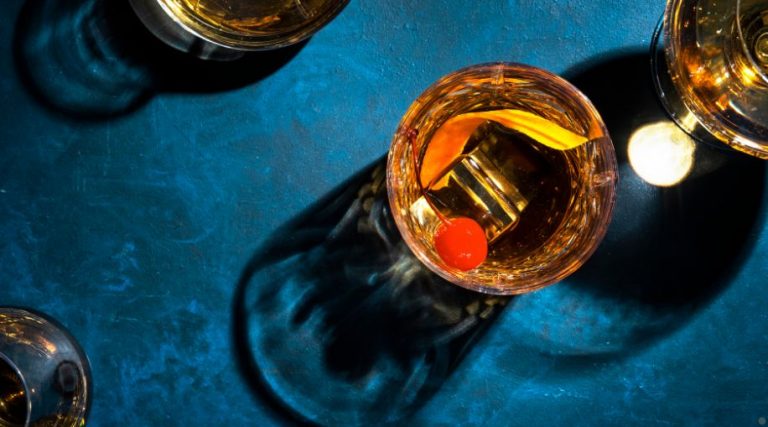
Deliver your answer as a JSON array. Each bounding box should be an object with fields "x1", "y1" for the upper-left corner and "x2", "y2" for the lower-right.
[
  {"x1": 496, "y1": 49, "x2": 766, "y2": 374},
  {"x1": 230, "y1": 50, "x2": 766, "y2": 425},
  {"x1": 232, "y1": 161, "x2": 510, "y2": 426},
  {"x1": 12, "y1": 0, "x2": 306, "y2": 121}
]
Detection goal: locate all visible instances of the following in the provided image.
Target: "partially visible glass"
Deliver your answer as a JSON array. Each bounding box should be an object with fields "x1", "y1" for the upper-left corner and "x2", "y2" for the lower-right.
[
  {"x1": 652, "y1": 0, "x2": 768, "y2": 158},
  {"x1": 129, "y1": 0, "x2": 349, "y2": 59},
  {"x1": 0, "y1": 308, "x2": 91, "y2": 427},
  {"x1": 387, "y1": 63, "x2": 618, "y2": 295}
]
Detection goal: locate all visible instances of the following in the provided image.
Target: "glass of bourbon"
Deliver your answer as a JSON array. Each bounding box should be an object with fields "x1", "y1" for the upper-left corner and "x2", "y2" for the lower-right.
[
  {"x1": 652, "y1": 0, "x2": 768, "y2": 158},
  {"x1": 387, "y1": 63, "x2": 618, "y2": 295},
  {"x1": 130, "y1": 0, "x2": 349, "y2": 58}
]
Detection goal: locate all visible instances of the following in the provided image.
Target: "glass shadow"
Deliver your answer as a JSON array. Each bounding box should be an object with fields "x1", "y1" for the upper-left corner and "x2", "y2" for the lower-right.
[
  {"x1": 495, "y1": 51, "x2": 766, "y2": 371},
  {"x1": 232, "y1": 161, "x2": 510, "y2": 426},
  {"x1": 13, "y1": 0, "x2": 305, "y2": 120},
  {"x1": 231, "y1": 51, "x2": 767, "y2": 424}
]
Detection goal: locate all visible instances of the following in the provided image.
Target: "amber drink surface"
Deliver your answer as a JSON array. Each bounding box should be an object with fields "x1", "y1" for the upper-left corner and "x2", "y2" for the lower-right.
[{"x1": 388, "y1": 63, "x2": 617, "y2": 295}]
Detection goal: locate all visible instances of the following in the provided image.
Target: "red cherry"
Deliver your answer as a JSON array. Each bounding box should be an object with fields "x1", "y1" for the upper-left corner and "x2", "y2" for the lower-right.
[{"x1": 434, "y1": 217, "x2": 488, "y2": 271}]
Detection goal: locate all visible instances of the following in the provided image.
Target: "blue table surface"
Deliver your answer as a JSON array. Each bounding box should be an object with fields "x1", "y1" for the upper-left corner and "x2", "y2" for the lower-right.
[{"x1": 2, "y1": 0, "x2": 768, "y2": 425}]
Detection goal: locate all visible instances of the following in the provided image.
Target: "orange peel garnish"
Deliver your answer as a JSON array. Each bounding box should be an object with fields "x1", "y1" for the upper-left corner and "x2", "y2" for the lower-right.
[{"x1": 419, "y1": 109, "x2": 589, "y2": 187}]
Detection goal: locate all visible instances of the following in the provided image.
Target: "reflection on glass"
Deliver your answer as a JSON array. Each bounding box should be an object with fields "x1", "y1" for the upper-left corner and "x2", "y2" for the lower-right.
[
  {"x1": 129, "y1": 0, "x2": 349, "y2": 58},
  {"x1": 0, "y1": 308, "x2": 90, "y2": 427},
  {"x1": 0, "y1": 354, "x2": 28, "y2": 426},
  {"x1": 628, "y1": 121, "x2": 696, "y2": 187},
  {"x1": 652, "y1": 0, "x2": 768, "y2": 158}
]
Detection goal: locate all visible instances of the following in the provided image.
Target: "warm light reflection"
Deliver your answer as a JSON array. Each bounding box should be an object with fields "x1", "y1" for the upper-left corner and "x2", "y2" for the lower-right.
[
  {"x1": 679, "y1": 110, "x2": 699, "y2": 132},
  {"x1": 628, "y1": 121, "x2": 696, "y2": 187},
  {"x1": 40, "y1": 338, "x2": 57, "y2": 354}
]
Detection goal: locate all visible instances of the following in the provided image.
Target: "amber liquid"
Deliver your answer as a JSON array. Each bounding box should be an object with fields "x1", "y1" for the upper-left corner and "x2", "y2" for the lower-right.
[
  {"x1": 416, "y1": 120, "x2": 575, "y2": 264},
  {"x1": 170, "y1": 0, "x2": 333, "y2": 34},
  {"x1": 0, "y1": 358, "x2": 26, "y2": 427},
  {"x1": 667, "y1": 0, "x2": 768, "y2": 155}
]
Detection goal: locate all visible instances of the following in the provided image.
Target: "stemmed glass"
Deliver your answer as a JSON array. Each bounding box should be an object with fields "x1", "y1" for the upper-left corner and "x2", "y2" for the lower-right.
[{"x1": 652, "y1": 0, "x2": 768, "y2": 158}]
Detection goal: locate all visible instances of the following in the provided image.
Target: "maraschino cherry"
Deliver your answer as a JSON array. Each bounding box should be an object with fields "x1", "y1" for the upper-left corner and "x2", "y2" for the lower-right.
[
  {"x1": 434, "y1": 217, "x2": 487, "y2": 271},
  {"x1": 407, "y1": 127, "x2": 488, "y2": 271}
]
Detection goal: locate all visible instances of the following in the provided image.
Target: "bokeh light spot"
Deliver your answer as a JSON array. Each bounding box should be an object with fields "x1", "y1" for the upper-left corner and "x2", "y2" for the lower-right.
[{"x1": 628, "y1": 121, "x2": 696, "y2": 187}]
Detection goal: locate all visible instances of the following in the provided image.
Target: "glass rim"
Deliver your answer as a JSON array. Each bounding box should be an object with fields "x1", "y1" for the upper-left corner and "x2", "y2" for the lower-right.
[
  {"x1": 153, "y1": 0, "x2": 350, "y2": 50},
  {"x1": 0, "y1": 306, "x2": 92, "y2": 426},
  {"x1": 736, "y1": 0, "x2": 768, "y2": 85},
  {"x1": 662, "y1": 0, "x2": 768, "y2": 157},
  {"x1": 386, "y1": 62, "x2": 617, "y2": 295}
]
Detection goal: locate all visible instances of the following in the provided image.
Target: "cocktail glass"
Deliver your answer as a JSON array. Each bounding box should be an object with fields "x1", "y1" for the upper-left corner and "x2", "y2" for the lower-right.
[
  {"x1": 129, "y1": 0, "x2": 350, "y2": 59},
  {"x1": 234, "y1": 63, "x2": 616, "y2": 425},
  {"x1": 388, "y1": 63, "x2": 618, "y2": 294},
  {"x1": 651, "y1": 0, "x2": 768, "y2": 158}
]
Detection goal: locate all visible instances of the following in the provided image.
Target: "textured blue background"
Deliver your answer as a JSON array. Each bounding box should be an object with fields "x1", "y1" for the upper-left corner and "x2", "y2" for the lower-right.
[{"x1": 1, "y1": 0, "x2": 768, "y2": 425}]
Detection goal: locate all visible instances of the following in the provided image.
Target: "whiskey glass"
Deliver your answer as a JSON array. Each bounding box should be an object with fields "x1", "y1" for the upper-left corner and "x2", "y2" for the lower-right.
[
  {"x1": 652, "y1": 0, "x2": 768, "y2": 158},
  {"x1": 387, "y1": 63, "x2": 618, "y2": 295},
  {"x1": 236, "y1": 63, "x2": 615, "y2": 425},
  {"x1": 129, "y1": 0, "x2": 349, "y2": 59},
  {"x1": 0, "y1": 308, "x2": 90, "y2": 427}
]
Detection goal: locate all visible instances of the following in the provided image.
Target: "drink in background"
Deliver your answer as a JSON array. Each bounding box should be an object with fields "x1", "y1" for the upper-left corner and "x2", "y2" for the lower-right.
[
  {"x1": 130, "y1": 0, "x2": 349, "y2": 58},
  {"x1": 166, "y1": 0, "x2": 334, "y2": 37},
  {"x1": 656, "y1": 0, "x2": 768, "y2": 157},
  {"x1": 388, "y1": 63, "x2": 618, "y2": 295},
  {"x1": 0, "y1": 308, "x2": 91, "y2": 427}
]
